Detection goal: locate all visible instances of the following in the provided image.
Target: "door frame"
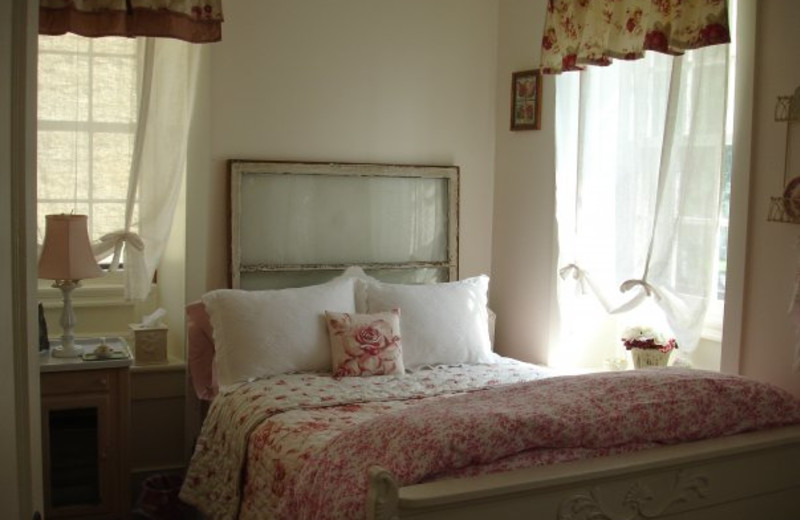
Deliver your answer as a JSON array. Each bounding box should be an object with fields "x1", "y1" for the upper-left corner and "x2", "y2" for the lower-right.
[{"x1": 1, "y1": 0, "x2": 41, "y2": 517}]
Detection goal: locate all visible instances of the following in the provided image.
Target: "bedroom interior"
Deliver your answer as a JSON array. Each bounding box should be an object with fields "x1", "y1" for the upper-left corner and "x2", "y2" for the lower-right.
[{"x1": 3, "y1": 0, "x2": 800, "y2": 519}]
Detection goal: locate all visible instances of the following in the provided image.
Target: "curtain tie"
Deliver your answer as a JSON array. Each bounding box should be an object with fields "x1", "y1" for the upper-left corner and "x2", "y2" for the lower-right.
[
  {"x1": 100, "y1": 230, "x2": 145, "y2": 251},
  {"x1": 96, "y1": 230, "x2": 145, "y2": 272},
  {"x1": 619, "y1": 278, "x2": 657, "y2": 298},
  {"x1": 558, "y1": 263, "x2": 585, "y2": 281}
]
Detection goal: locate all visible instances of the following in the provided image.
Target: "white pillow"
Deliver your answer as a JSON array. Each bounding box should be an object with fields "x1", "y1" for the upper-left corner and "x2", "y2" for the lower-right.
[
  {"x1": 339, "y1": 266, "x2": 378, "y2": 312},
  {"x1": 359, "y1": 275, "x2": 494, "y2": 368},
  {"x1": 202, "y1": 276, "x2": 357, "y2": 386}
]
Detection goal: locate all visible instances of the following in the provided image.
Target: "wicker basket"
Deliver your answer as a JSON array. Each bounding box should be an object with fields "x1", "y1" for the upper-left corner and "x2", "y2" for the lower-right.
[{"x1": 631, "y1": 348, "x2": 671, "y2": 369}]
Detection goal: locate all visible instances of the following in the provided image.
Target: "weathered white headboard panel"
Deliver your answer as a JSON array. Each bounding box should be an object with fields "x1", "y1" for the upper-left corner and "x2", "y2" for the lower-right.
[{"x1": 229, "y1": 160, "x2": 459, "y2": 289}]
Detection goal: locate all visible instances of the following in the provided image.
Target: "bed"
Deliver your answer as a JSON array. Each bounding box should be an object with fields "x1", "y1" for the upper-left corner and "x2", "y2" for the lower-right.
[{"x1": 180, "y1": 160, "x2": 800, "y2": 520}]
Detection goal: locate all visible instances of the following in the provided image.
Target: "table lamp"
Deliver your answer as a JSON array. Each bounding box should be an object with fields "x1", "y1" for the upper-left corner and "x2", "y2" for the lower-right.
[{"x1": 38, "y1": 214, "x2": 102, "y2": 358}]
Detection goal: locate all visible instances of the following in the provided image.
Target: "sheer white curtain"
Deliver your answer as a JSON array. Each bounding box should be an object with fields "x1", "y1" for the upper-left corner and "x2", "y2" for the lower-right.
[
  {"x1": 94, "y1": 38, "x2": 200, "y2": 300},
  {"x1": 553, "y1": 45, "x2": 729, "y2": 369}
]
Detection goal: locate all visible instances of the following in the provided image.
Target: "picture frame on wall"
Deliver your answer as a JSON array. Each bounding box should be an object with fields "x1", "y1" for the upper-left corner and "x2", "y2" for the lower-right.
[{"x1": 510, "y1": 69, "x2": 542, "y2": 131}]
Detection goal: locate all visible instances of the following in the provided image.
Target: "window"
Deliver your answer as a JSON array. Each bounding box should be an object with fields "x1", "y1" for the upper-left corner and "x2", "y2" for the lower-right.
[
  {"x1": 37, "y1": 34, "x2": 141, "y2": 262},
  {"x1": 553, "y1": 40, "x2": 733, "y2": 371}
]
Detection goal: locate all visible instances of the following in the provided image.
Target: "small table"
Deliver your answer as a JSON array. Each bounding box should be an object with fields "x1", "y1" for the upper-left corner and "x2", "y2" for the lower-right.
[
  {"x1": 40, "y1": 337, "x2": 132, "y2": 519},
  {"x1": 41, "y1": 337, "x2": 132, "y2": 372}
]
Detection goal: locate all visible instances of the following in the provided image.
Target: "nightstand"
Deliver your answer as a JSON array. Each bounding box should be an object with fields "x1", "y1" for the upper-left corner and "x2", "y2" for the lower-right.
[{"x1": 40, "y1": 337, "x2": 132, "y2": 519}]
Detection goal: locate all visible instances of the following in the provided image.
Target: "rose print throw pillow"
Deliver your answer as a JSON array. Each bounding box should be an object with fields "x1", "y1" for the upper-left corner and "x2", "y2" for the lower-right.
[{"x1": 325, "y1": 309, "x2": 404, "y2": 378}]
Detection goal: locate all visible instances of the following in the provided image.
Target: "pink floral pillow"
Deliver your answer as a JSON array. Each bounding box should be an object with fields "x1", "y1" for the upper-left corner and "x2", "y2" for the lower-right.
[{"x1": 325, "y1": 309, "x2": 404, "y2": 378}]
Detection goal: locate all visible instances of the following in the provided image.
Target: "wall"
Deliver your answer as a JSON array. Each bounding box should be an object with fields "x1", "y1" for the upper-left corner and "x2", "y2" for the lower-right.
[
  {"x1": 741, "y1": 0, "x2": 800, "y2": 397},
  {"x1": 159, "y1": 173, "x2": 187, "y2": 360},
  {"x1": 188, "y1": 0, "x2": 501, "y2": 294},
  {"x1": 186, "y1": 48, "x2": 213, "y2": 302},
  {"x1": 491, "y1": 0, "x2": 555, "y2": 364}
]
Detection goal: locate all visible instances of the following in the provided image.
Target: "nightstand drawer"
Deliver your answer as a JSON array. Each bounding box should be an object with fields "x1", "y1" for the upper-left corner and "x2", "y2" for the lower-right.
[{"x1": 41, "y1": 370, "x2": 113, "y2": 396}]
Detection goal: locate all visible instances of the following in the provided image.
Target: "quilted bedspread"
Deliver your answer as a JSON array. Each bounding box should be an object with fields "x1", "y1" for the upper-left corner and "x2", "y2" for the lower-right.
[{"x1": 180, "y1": 364, "x2": 800, "y2": 520}]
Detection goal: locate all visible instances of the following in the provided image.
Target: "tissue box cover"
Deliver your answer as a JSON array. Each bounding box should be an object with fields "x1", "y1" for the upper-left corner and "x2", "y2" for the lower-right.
[{"x1": 129, "y1": 324, "x2": 168, "y2": 364}]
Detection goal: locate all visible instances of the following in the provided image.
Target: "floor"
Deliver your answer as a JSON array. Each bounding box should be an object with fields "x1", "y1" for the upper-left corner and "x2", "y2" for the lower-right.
[{"x1": 131, "y1": 473, "x2": 196, "y2": 520}]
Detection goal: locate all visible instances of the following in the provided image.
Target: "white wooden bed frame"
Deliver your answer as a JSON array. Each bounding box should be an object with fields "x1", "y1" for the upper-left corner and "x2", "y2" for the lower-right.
[
  {"x1": 366, "y1": 425, "x2": 800, "y2": 519},
  {"x1": 219, "y1": 160, "x2": 800, "y2": 520}
]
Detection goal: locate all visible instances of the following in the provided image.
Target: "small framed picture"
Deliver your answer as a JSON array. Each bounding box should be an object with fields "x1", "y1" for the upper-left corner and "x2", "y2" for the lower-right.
[{"x1": 510, "y1": 69, "x2": 542, "y2": 131}]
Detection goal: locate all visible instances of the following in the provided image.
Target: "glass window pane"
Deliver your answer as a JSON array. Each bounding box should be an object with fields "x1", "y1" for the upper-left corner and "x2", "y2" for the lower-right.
[
  {"x1": 239, "y1": 174, "x2": 449, "y2": 265},
  {"x1": 91, "y1": 37, "x2": 137, "y2": 56},
  {"x1": 92, "y1": 203, "x2": 129, "y2": 241},
  {"x1": 37, "y1": 203, "x2": 91, "y2": 244},
  {"x1": 38, "y1": 53, "x2": 90, "y2": 122},
  {"x1": 674, "y1": 219, "x2": 717, "y2": 297},
  {"x1": 93, "y1": 132, "x2": 133, "y2": 200},
  {"x1": 92, "y1": 55, "x2": 137, "y2": 123},
  {"x1": 37, "y1": 130, "x2": 90, "y2": 200},
  {"x1": 39, "y1": 33, "x2": 90, "y2": 53}
]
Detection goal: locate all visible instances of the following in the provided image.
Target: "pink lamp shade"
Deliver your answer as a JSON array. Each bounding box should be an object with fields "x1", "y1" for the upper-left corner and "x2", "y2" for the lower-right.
[{"x1": 38, "y1": 214, "x2": 102, "y2": 281}]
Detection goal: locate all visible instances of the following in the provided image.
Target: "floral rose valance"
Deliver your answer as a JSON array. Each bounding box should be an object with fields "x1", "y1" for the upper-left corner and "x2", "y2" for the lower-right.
[
  {"x1": 540, "y1": 0, "x2": 730, "y2": 73},
  {"x1": 40, "y1": 0, "x2": 224, "y2": 43}
]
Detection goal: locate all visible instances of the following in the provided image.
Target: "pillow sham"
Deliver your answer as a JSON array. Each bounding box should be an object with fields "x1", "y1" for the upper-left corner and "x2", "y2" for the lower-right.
[
  {"x1": 358, "y1": 275, "x2": 494, "y2": 368},
  {"x1": 202, "y1": 276, "x2": 357, "y2": 386},
  {"x1": 186, "y1": 300, "x2": 218, "y2": 400},
  {"x1": 325, "y1": 309, "x2": 404, "y2": 378},
  {"x1": 339, "y1": 265, "x2": 379, "y2": 312}
]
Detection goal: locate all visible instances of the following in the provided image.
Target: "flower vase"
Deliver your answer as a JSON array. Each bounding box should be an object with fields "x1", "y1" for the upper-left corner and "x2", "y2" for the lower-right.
[{"x1": 631, "y1": 348, "x2": 671, "y2": 369}]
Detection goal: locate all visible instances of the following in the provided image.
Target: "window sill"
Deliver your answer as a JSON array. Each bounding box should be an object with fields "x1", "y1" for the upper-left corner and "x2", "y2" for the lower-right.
[
  {"x1": 39, "y1": 284, "x2": 129, "y2": 307},
  {"x1": 38, "y1": 272, "x2": 152, "y2": 308}
]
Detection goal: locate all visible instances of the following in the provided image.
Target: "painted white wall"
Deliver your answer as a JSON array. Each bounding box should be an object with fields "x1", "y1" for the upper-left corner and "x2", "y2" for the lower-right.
[
  {"x1": 491, "y1": 0, "x2": 555, "y2": 364},
  {"x1": 159, "y1": 168, "x2": 187, "y2": 360},
  {"x1": 189, "y1": 0, "x2": 500, "y2": 292},
  {"x1": 185, "y1": 47, "x2": 214, "y2": 303},
  {"x1": 740, "y1": 0, "x2": 800, "y2": 397}
]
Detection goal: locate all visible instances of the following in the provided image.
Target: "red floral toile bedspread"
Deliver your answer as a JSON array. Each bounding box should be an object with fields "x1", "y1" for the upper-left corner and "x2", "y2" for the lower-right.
[
  {"x1": 180, "y1": 365, "x2": 800, "y2": 520},
  {"x1": 180, "y1": 358, "x2": 551, "y2": 519}
]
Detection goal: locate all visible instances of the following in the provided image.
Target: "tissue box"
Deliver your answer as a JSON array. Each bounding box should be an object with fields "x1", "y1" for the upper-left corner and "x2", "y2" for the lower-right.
[{"x1": 129, "y1": 324, "x2": 168, "y2": 364}]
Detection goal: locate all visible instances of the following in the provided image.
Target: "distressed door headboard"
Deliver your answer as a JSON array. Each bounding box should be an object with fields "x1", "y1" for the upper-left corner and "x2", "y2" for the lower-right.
[{"x1": 229, "y1": 160, "x2": 459, "y2": 289}]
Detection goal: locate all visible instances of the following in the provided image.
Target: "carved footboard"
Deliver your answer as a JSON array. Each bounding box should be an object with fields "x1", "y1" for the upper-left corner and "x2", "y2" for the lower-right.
[{"x1": 367, "y1": 425, "x2": 800, "y2": 520}]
